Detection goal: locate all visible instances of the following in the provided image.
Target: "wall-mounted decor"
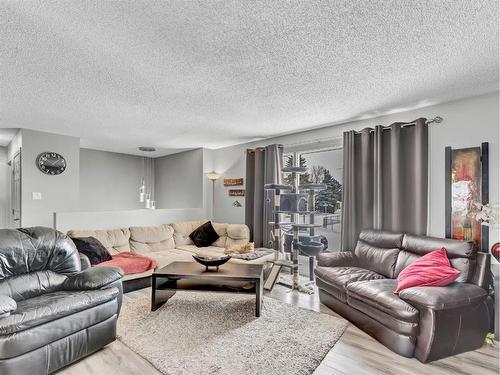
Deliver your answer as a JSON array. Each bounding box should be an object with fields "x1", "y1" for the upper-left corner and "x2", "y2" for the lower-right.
[
  {"x1": 224, "y1": 178, "x2": 244, "y2": 186},
  {"x1": 445, "y1": 143, "x2": 489, "y2": 251},
  {"x1": 229, "y1": 189, "x2": 245, "y2": 197},
  {"x1": 36, "y1": 152, "x2": 66, "y2": 175}
]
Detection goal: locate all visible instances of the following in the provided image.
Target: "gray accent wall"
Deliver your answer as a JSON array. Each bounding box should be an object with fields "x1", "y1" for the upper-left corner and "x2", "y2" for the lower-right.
[
  {"x1": 80, "y1": 148, "x2": 144, "y2": 211},
  {"x1": 0, "y1": 147, "x2": 9, "y2": 228},
  {"x1": 155, "y1": 148, "x2": 204, "y2": 209},
  {"x1": 21, "y1": 129, "x2": 80, "y2": 227}
]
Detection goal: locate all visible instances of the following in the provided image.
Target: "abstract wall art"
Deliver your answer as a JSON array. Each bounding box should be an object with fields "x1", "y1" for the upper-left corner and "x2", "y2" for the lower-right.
[{"x1": 445, "y1": 143, "x2": 489, "y2": 251}]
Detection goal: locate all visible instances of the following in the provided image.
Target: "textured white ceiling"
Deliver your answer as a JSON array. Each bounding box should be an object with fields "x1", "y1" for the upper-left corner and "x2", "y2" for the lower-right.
[{"x1": 1, "y1": 1, "x2": 498, "y2": 156}]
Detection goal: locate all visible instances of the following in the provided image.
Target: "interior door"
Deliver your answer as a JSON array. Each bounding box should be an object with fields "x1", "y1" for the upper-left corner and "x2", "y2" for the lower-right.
[{"x1": 10, "y1": 151, "x2": 21, "y2": 227}]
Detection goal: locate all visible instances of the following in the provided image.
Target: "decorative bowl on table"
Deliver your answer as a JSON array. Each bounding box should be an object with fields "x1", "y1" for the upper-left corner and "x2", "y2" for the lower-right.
[{"x1": 192, "y1": 255, "x2": 231, "y2": 271}]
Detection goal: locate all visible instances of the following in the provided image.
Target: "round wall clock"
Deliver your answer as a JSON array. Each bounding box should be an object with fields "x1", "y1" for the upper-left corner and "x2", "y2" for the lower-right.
[{"x1": 36, "y1": 152, "x2": 67, "y2": 175}]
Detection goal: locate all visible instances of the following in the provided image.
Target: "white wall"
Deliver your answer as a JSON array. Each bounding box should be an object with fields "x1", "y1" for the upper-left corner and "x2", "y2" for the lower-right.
[
  {"x1": 155, "y1": 148, "x2": 204, "y2": 209},
  {"x1": 54, "y1": 207, "x2": 207, "y2": 233},
  {"x1": 0, "y1": 147, "x2": 10, "y2": 228},
  {"x1": 80, "y1": 148, "x2": 144, "y2": 211},
  {"x1": 21, "y1": 129, "x2": 80, "y2": 227},
  {"x1": 212, "y1": 92, "x2": 500, "y2": 244}
]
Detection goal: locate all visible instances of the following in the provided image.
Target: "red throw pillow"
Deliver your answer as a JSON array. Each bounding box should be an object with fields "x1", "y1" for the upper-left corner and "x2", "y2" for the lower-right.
[{"x1": 395, "y1": 248, "x2": 460, "y2": 293}]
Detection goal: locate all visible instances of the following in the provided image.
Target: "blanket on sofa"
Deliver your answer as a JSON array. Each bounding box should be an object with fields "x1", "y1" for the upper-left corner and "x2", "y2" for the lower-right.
[
  {"x1": 231, "y1": 248, "x2": 274, "y2": 260},
  {"x1": 97, "y1": 253, "x2": 157, "y2": 275}
]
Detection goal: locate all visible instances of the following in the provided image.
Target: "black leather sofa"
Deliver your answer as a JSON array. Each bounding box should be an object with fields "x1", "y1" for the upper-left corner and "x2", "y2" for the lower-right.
[
  {"x1": 0, "y1": 227, "x2": 124, "y2": 375},
  {"x1": 315, "y1": 229, "x2": 492, "y2": 363}
]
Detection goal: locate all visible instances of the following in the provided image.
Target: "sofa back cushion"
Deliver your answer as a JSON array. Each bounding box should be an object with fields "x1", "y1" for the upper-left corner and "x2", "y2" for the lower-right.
[
  {"x1": 67, "y1": 228, "x2": 131, "y2": 255},
  {"x1": 170, "y1": 221, "x2": 250, "y2": 248},
  {"x1": 171, "y1": 220, "x2": 207, "y2": 246},
  {"x1": 358, "y1": 229, "x2": 404, "y2": 249},
  {"x1": 396, "y1": 234, "x2": 477, "y2": 282},
  {"x1": 129, "y1": 224, "x2": 176, "y2": 253},
  {"x1": 354, "y1": 240, "x2": 400, "y2": 278},
  {"x1": 354, "y1": 229, "x2": 403, "y2": 278},
  {"x1": 0, "y1": 227, "x2": 81, "y2": 278},
  {"x1": 226, "y1": 224, "x2": 251, "y2": 248}
]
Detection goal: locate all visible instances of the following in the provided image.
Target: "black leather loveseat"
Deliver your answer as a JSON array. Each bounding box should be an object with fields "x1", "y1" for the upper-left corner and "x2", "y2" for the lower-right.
[
  {"x1": 315, "y1": 229, "x2": 492, "y2": 363},
  {"x1": 0, "y1": 227, "x2": 124, "y2": 374}
]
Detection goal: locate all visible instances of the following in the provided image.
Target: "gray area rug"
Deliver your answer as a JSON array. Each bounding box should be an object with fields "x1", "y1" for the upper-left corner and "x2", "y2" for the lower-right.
[{"x1": 117, "y1": 291, "x2": 348, "y2": 375}]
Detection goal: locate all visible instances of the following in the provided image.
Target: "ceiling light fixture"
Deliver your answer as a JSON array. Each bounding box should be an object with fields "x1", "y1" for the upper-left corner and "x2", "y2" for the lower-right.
[{"x1": 138, "y1": 147, "x2": 156, "y2": 209}]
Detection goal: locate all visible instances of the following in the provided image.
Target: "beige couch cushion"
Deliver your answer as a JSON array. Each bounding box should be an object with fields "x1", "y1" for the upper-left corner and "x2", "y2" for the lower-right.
[
  {"x1": 171, "y1": 220, "x2": 250, "y2": 248},
  {"x1": 129, "y1": 224, "x2": 176, "y2": 254},
  {"x1": 226, "y1": 224, "x2": 251, "y2": 248},
  {"x1": 147, "y1": 248, "x2": 196, "y2": 269},
  {"x1": 67, "y1": 228, "x2": 131, "y2": 255},
  {"x1": 171, "y1": 220, "x2": 207, "y2": 246},
  {"x1": 211, "y1": 222, "x2": 229, "y2": 248}
]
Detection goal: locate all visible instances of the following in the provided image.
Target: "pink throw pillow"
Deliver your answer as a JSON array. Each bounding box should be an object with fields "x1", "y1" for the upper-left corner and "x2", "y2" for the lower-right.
[{"x1": 395, "y1": 248, "x2": 460, "y2": 293}]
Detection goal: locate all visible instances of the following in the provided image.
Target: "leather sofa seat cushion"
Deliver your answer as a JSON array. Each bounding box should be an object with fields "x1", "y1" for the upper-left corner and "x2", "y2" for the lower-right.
[
  {"x1": 354, "y1": 240, "x2": 400, "y2": 278},
  {"x1": 67, "y1": 228, "x2": 131, "y2": 255},
  {"x1": 129, "y1": 225, "x2": 176, "y2": 253},
  {"x1": 315, "y1": 266, "x2": 386, "y2": 303},
  {"x1": 0, "y1": 298, "x2": 118, "y2": 360},
  {"x1": 347, "y1": 279, "x2": 419, "y2": 324},
  {"x1": 0, "y1": 288, "x2": 118, "y2": 335},
  {"x1": 398, "y1": 282, "x2": 487, "y2": 310}
]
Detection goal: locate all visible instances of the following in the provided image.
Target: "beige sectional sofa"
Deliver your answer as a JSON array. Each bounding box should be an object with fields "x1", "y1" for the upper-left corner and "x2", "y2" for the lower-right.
[{"x1": 68, "y1": 220, "x2": 274, "y2": 289}]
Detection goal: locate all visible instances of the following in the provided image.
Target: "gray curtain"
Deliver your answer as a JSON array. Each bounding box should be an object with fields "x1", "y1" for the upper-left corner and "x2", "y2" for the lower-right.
[
  {"x1": 245, "y1": 144, "x2": 283, "y2": 247},
  {"x1": 341, "y1": 118, "x2": 428, "y2": 250}
]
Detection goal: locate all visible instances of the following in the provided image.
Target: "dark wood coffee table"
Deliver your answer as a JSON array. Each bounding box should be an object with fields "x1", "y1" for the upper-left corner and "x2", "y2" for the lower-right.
[{"x1": 151, "y1": 261, "x2": 264, "y2": 317}]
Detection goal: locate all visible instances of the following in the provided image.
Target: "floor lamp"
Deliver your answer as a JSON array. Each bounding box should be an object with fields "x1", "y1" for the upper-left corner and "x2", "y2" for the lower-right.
[{"x1": 207, "y1": 172, "x2": 222, "y2": 220}]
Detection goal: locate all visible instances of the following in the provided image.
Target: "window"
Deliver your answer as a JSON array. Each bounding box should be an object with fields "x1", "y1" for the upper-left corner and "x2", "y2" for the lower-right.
[{"x1": 283, "y1": 148, "x2": 343, "y2": 252}]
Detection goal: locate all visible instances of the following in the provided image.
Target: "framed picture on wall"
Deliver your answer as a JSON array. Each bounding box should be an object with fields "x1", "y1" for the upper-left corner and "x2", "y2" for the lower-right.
[
  {"x1": 445, "y1": 142, "x2": 489, "y2": 251},
  {"x1": 229, "y1": 189, "x2": 245, "y2": 196}
]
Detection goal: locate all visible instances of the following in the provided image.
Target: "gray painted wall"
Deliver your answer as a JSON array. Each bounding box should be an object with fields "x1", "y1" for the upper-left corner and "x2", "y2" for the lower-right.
[
  {"x1": 212, "y1": 92, "x2": 500, "y2": 243},
  {"x1": 0, "y1": 147, "x2": 9, "y2": 228},
  {"x1": 155, "y1": 148, "x2": 204, "y2": 209},
  {"x1": 80, "y1": 148, "x2": 144, "y2": 211},
  {"x1": 21, "y1": 129, "x2": 80, "y2": 227}
]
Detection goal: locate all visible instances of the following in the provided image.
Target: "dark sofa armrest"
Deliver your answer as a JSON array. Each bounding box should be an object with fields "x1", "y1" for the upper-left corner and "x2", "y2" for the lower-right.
[
  {"x1": 317, "y1": 251, "x2": 358, "y2": 267},
  {"x1": 79, "y1": 252, "x2": 92, "y2": 270},
  {"x1": 0, "y1": 296, "x2": 16, "y2": 318},
  {"x1": 64, "y1": 266, "x2": 124, "y2": 291},
  {"x1": 399, "y1": 283, "x2": 487, "y2": 310}
]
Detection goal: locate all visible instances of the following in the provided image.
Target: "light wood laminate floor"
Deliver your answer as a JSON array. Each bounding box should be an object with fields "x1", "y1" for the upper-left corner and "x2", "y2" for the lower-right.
[{"x1": 58, "y1": 285, "x2": 499, "y2": 375}]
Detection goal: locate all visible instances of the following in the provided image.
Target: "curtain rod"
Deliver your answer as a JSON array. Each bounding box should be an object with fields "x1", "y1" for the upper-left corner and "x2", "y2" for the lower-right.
[
  {"x1": 282, "y1": 116, "x2": 443, "y2": 149},
  {"x1": 351, "y1": 116, "x2": 443, "y2": 134}
]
